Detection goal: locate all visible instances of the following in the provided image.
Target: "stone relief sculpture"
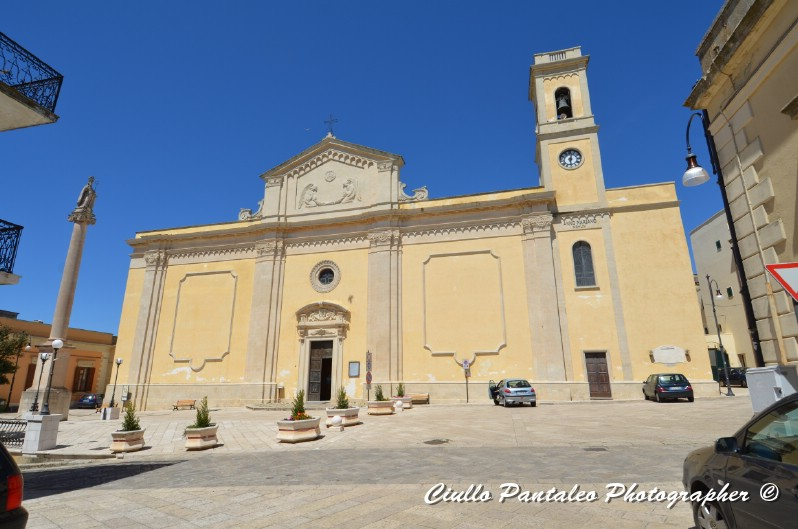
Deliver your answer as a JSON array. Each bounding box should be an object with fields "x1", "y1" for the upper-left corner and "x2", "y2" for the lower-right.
[
  {"x1": 398, "y1": 181, "x2": 429, "y2": 202},
  {"x1": 297, "y1": 178, "x2": 360, "y2": 209}
]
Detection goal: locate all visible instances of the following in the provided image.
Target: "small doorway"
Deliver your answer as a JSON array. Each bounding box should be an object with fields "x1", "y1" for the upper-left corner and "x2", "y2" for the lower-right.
[
  {"x1": 585, "y1": 352, "x2": 611, "y2": 398},
  {"x1": 308, "y1": 340, "x2": 333, "y2": 401}
]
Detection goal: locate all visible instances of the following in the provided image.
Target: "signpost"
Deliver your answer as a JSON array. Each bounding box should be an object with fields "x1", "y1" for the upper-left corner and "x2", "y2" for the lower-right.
[
  {"x1": 365, "y1": 351, "x2": 372, "y2": 401},
  {"x1": 765, "y1": 263, "x2": 798, "y2": 302},
  {"x1": 462, "y1": 359, "x2": 470, "y2": 403}
]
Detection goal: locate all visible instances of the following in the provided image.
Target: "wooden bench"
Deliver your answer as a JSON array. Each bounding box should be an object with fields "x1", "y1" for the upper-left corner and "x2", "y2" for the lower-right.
[
  {"x1": 409, "y1": 393, "x2": 430, "y2": 405},
  {"x1": 173, "y1": 399, "x2": 196, "y2": 411}
]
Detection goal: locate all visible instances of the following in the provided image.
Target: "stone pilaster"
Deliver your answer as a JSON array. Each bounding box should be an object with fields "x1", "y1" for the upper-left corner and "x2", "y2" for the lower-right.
[
  {"x1": 127, "y1": 250, "x2": 168, "y2": 409},
  {"x1": 245, "y1": 239, "x2": 286, "y2": 401},
  {"x1": 521, "y1": 214, "x2": 569, "y2": 380},
  {"x1": 366, "y1": 228, "x2": 402, "y2": 382}
]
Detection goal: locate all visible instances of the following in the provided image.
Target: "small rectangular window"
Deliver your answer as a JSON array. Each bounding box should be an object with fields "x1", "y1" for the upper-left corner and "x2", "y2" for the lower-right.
[
  {"x1": 726, "y1": 287, "x2": 734, "y2": 298},
  {"x1": 715, "y1": 240, "x2": 722, "y2": 251}
]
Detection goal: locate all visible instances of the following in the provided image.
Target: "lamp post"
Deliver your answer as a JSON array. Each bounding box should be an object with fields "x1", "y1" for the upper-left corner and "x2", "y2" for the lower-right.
[
  {"x1": 29, "y1": 352, "x2": 49, "y2": 413},
  {"x1": 108, "y1": 358, "x2": 123, "y2": 408},
  {"x1": 5, "y1": 343, "x2": 28, "y2": 412},
  {"x1": 683, "y1": 110, "x2": 764, "y2": 367},
  {"x1": 41, "y1": 338, "x2": 63, "y2": 415},
  {"x1": 707, "y1": 275, "x2": 734, "y2": 397}
]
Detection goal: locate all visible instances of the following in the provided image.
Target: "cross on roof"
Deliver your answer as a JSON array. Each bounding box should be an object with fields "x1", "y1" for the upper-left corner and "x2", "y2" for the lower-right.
[{"x1": 324, "y1": 114, "x2": 338, "y2": 137}]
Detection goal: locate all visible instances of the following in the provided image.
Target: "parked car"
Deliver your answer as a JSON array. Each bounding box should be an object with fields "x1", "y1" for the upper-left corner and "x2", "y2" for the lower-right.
[
  {"x1": 74, "y1": 393, "x2": 104, "y2": 409},
  {"x1": 683, "y1": 391, "x2": 798, "y2": 529},
  {"x1": 488, "y1": 379, "x2": 536, "y2": 407},
  {"x1": 642, "y1": 373, "x2": 694, "y2": 402},
  {"x1": 0, "y1": 441, "x2": 27, "y2": 528},
  {"x1": 720, "y1": 367, "x2": 748, "y2": 387}
]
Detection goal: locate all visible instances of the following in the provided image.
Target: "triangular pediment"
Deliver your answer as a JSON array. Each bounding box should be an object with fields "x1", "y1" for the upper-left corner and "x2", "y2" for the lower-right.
[{"x1": 260, "y1": 135, "x2": 404, "y2": 181}]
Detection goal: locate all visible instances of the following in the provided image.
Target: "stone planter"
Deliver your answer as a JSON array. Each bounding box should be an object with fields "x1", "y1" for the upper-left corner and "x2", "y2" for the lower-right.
[
  {"x1": 110, "y1": 428, "x2": 146, "y2": 453},
  {"x1": 367, "y1": 400, "x2": 395, "y2": 415},
  {"x1": 276, "y1": 417, "x2": 321, "y2": 443},
  {"x1": 184, "y1": 424, "x2": 219, "y2": 450},
  {"x1": 391, "y1": 396, "x2": 413, "y2": 409},
  {"x1": 325, "y1": 407, "x2": 361, "y2": 427}
]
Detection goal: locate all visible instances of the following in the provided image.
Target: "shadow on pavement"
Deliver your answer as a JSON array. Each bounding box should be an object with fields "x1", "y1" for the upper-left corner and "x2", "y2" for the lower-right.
[{"x1": 23, "y1": 461, "x2": 180, "y2": 500}]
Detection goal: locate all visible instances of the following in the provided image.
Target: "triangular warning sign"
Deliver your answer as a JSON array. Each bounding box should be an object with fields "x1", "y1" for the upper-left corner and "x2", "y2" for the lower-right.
[{"x1": 765, "y1": 263, "x2": 798, "y2": 302}]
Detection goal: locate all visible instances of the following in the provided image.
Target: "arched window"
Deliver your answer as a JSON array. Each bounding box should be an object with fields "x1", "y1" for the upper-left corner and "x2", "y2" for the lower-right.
[
  {"x1": 573, "y1": 241, "x2": 595, "y2": 287},
  {"x1": 555, "y1": 87, "x2": 573, "y2": 119}
]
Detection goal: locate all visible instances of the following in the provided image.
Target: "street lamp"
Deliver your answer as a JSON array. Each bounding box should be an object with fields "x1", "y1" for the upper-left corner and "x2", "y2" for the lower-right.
[
  {"x1": 707, "y1": 275, "x2": 734, "y2": 397},
  {"x1": 41, "y1": 338, "x2": 63, "y2": 415},
  {"x1": 5, "y1": 342, "x2": 28, "y2": 412},
  {"x1": 683, "y1": 110, "x2": 764, "y2": 367},
  {"x1": 29, "y1": 352, "x2": 49, "y2": 413},
  {"x1": 108, "y1": 358, "x2": 123, "y2": 407}
]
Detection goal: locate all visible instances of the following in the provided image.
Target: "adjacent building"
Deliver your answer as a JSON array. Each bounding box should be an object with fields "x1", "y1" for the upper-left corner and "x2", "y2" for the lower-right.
[
  {"x1": 112, "y1": 47, "x2": 713, "y2": 410},
  {"x1": 685, "y1": 0, "x2": 798, "y2": 365}
]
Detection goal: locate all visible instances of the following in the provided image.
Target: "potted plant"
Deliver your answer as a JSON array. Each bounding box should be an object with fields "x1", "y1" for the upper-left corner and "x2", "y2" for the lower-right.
[
  {"x1": 325, "y1": 386, "x2": 361, "y2": 427},
  {"x1": 277, "y1": 390, "x2": 321, "y2": 443},
  {"x1": 367, "y1": 384, "x2": 394, "y2": 415},
  {"x1": 184, "y1": 396, "x2": 218, "y2": 450},
  {"x1": 110, "y1": 402, "x2": 145, "y2": 453},
  {"x1": 391, "y1": 382, "x2": 413, "y2": 409}
]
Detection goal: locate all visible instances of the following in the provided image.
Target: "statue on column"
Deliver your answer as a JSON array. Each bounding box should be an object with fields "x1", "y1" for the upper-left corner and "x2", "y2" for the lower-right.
[{"x1": 68, "y1": 176, "x2": 97, "y2": 224}]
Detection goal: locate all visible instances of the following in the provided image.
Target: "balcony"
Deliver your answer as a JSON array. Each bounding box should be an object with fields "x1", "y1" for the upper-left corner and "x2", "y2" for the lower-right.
[
  {"x1": 0, "y1": 32, "x2": 63, "y2": 132},
  {"x1": 0, "y1": 219, "x2": 23, "y2": 286}
]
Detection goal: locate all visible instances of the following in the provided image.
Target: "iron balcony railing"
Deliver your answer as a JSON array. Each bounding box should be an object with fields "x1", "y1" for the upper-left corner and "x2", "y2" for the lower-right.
[
  {"x1": 0, "y1": 219, "x2": 23, "y2": 274},
  {"x1": 0, "y1": 419, "x2": 27, "y2": 447},
  {"x1": 0, "y1": 32, "x2": 63, "y2": 113}
]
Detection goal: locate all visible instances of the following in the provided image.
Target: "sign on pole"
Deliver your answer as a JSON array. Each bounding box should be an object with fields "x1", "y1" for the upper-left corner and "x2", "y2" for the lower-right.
[{"x1": 765, "y1": 263, "x2": 798, "y2": 302}]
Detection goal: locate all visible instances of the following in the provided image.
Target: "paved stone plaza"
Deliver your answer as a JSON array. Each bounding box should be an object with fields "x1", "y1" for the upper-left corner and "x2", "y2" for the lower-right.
[{"x1": 10, "y1": 391, "x2": 755, "y2": 529}]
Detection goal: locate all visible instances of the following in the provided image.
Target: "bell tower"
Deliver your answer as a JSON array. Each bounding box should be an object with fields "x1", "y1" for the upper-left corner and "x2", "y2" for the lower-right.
[{"x1": 529, "y1": 47, "x2": 607, "y2": 209}]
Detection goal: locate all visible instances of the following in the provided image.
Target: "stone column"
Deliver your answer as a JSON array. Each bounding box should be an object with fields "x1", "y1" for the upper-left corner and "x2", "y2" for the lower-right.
[{"x1": 21, "y1": 177, "x2": 97, "y2": 419}]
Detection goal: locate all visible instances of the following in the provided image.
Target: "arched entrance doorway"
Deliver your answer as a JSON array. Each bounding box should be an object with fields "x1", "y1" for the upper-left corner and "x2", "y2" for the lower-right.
[{"x1": 296, "y1": 302, "x2": 350, "y2": 402}]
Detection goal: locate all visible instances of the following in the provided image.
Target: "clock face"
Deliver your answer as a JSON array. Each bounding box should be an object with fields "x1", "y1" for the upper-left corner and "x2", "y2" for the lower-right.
[{"x1": 559, "y1": 149, "x2": 583, "y2": 169}]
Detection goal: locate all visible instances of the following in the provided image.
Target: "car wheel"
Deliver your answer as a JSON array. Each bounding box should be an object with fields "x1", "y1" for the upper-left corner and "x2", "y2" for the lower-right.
[
  {"x1": 501, "y1": 396, "x2": 508, "y2": 407},
  {"x1": 693, "y1": 497, "x2": 730, "y2": 529},
  {"x1": 688, "y1": 396, "x2": 694, "y2": 402},
  {"x1": 493, "y1": 396, "x2": 500, "y2": 406},
  {"x1": 530, "y1": 402, "x2": 536, "y2": 407},
  {"x1": 643, "y1": 391, "x2": 649, "y2": 401},
  {"x1": 741, "y1": 379, "x2": 747, "y2": 388},
  {"x1": 655, "y1": 393, "x2": 662, "y2": 403}
]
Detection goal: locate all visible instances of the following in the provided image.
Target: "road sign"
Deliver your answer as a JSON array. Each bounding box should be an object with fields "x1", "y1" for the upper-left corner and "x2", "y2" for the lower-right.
[
  {"x1": 462, "y1": 359, "x2": 469, "y2": 369},
  {"x1": 366, "y1": 351, "x2": 372, "y2": 372},
  {"x1": 366, "y1": 371, "x2": 372, "y2": 384},
  {"x1": 766, "y1": 263, "x2": 798, "y2": 302}
]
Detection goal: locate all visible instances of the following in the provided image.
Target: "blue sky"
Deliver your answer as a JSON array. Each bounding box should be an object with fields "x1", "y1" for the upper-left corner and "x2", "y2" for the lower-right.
[{"x1": 3, "y1": 1, "x2": 725, "y2": 334}]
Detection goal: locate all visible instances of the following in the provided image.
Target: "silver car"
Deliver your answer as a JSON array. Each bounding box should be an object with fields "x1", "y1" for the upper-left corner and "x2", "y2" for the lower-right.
[{"x1": 489, "y1": 379, "x2": 537, "y2": 407}]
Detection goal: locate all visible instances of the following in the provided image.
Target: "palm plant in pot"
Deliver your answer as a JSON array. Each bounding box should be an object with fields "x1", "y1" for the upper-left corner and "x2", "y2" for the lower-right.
[
  {"x1": 367, "y1": 384, "x2": 394, "y2": 415},
  {"x1": 325, "y1": 386, "x2": 360, "y2": 427},
  {"x1": 110, "y1": 402, "x2": 146, "y2": 453},
  {"x1": 391, "y1": 382, "x2": 413, "y2": 409},
  {"x1": 277, "y1": 389, "x2": 321, "y2": 443},
  {"x1": 184, "y1": 396, "x2": 218, "y2": 450}
]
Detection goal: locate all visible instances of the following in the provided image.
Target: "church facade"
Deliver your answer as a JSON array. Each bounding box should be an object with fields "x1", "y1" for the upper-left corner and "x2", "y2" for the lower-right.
[{"x1": 112, "y1": 47, "x2": 714, "y2": 410}]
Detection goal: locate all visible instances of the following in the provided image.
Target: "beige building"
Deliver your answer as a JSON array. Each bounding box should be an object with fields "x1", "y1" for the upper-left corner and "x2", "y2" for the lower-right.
[
  {"x1": 0, "y1": 312, "x2": 116, "y2": 411},
  {"x1": 113, "y1": 47, "x2": 713, "y2": 410},
  {"x1": 691, "y1": 213, "x2": 752, "y2": 371},
  {"x1": 685, "y1": 0, "x2": 798, "y2": 366}
]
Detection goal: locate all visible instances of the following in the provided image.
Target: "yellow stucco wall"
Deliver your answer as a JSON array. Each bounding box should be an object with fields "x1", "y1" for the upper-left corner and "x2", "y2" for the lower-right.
[
  {"x1": 401, "y1": 235, "x2": 532, "y2": 384},
  {"x1": 150, "y1": 260, "x2": 254, "y2": 384},
  {"x1": 547, "y1": 138, "x2": 598, "y2": 206}
]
